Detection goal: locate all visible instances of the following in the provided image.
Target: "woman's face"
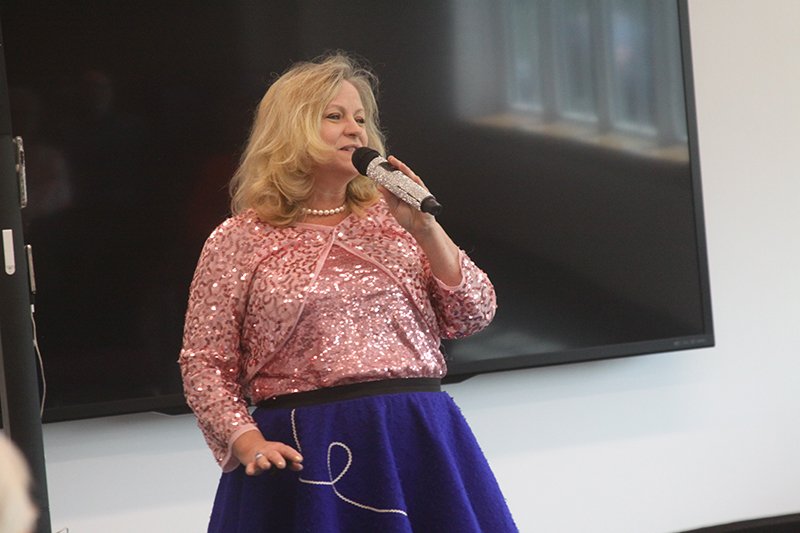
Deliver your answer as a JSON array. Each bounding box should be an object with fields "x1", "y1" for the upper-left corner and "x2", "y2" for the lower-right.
[{"x1": 318, "y1": 80, "x2": 369, "y2": 180}]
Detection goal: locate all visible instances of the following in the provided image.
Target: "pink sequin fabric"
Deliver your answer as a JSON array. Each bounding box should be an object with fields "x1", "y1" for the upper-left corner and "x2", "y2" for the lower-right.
[
  {"x1": 179, "y1": 200, "x2": 496, "y2": 471},
  {"x1": 249, "y1": 244, "x2": 445, "y2": 397}
]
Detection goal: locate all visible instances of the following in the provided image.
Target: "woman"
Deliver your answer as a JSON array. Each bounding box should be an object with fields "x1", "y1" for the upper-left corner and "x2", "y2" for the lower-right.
[{"x1": 180, "y1": 52, "x2": 517, "y2": 532}]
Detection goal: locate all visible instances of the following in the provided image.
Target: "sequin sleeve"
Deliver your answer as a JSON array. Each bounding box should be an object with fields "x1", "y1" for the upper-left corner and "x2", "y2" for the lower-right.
[
  {"x1": 350, "y1": 201, "x2": 497, "y2": 340},
  {"x1": 428, "y1": 249, "x2": 497, "y2": 339},
  {"x1": 178, "y1": 218, "x2": 260, "y2": 471}
]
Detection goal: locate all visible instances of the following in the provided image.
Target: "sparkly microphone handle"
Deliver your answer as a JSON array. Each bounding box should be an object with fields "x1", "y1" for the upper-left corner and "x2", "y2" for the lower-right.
[{"x1": 352, "y1": 148, "x2": 443, "y2": 216}]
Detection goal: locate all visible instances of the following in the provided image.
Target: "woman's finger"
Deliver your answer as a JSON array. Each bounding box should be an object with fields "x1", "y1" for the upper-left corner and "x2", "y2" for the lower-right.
[
  {"x1": 246, "y1": 444, "x2": 304, "y2": 476},
  {"x1": 246, "y1": 458, "x2": 265, "y2": 476},
  {"x1": 387, "y1": 156, "x2": 426, "y2": 187},
  {"x1": 255, "y1": 452, "x2": 271, "y2": 471},
  {"x1": 265, "y1": 449, "x2": 288, "y2": 469},
  {"x1": 377, "y1": 184, "x2": 399, "y2": 208},
  {"x1": 275, "y1": 444, "x2": 303, "y2": 465}
]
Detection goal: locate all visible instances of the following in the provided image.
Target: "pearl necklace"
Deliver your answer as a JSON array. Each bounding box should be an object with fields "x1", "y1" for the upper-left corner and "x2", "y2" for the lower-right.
[{"x1": 301, "y1": 203, "x2": 348, "y2": 216}]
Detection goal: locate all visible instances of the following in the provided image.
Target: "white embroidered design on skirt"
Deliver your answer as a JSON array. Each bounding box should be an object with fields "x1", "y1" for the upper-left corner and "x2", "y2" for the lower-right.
[{"x1": 291, "y1": 408, "x2": 408, "y2": 516}]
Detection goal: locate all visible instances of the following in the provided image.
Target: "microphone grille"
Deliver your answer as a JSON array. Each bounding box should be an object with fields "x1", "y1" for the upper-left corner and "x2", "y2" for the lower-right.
[{"x1": 352, "y1": 147, "x2": 380, "y2": 175}]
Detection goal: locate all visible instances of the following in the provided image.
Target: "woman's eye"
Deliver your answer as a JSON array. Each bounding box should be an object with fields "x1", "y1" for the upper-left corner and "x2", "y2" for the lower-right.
[
  {"x1": 356, "y1": 117, "x2": 366, "y2": 125},
  {"x1": 326, "y1": 113, "x2": 341, "y2": 120}
]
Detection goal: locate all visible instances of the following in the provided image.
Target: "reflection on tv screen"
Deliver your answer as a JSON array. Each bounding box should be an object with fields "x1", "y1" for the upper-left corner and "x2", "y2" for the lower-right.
[{"x1": 0, "y1": 0, "x2": 712, "y2": 419}]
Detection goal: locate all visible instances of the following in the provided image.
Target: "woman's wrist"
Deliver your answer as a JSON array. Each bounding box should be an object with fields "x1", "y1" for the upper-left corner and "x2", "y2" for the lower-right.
[
  {"x1": 407, "y1": 216, "x2": 439, "y2": 242},
  {"x1": 232, "y1": 429, "x2": 266, "y2": 463},
  {"x1": 412, "y1": 222, "x2": 463, "y2": 286}
]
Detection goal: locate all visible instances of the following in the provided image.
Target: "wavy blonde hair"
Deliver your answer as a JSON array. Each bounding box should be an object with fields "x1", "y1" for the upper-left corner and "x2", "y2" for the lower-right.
[{"x1": 230, "y1": 52, "x2": 386, "y2": 225}]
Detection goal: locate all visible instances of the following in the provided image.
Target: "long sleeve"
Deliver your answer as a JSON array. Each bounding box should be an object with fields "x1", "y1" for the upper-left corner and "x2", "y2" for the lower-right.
[
  {"x1": 428, "y1": 249, "x2": 497, "y2": 339},
  {"x1": 179, "y1": 219, "x2": 260, "y2": 471}
]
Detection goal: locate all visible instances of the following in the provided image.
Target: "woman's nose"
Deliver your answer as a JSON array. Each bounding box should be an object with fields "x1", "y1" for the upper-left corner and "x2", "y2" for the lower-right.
[{"x1": 344, "y1": 116, "x2": 361, "y2": 135}]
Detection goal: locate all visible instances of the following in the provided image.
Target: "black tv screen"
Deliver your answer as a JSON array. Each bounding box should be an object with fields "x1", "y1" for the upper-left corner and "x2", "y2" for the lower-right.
[{"x1": 0, "y1": 0, "x2": 712, "y2": 421}]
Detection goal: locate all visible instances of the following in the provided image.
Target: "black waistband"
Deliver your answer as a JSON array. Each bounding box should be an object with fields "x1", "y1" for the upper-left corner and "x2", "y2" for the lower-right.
[{"x1": 255, "y1": 377, "x2": 442, "y2": 411}]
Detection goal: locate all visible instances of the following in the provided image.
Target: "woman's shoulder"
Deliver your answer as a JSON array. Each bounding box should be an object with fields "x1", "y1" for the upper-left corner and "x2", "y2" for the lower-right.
[
  {"x1": 198, "y1": 210, "x2": 286, "y2": 264},
  {"x1": 208, "y1": 210, "x2": 280, "y2": 241},
  {"x1": 207, "y1": 209, "x2": 336, "y2": 258}
]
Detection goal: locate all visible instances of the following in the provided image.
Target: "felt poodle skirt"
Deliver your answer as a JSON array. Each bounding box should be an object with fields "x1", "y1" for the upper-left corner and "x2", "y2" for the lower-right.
[{"x1": 208, "y1": 389, "x2": 517, "y2": 532}]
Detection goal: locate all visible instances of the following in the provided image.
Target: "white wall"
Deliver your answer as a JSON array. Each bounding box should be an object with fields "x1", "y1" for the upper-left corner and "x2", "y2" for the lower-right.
[{"x1": 42, "y1": 1, "x2": 800, "y2": 531}]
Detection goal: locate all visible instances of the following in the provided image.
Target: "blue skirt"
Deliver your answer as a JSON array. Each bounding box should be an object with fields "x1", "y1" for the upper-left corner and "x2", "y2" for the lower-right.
[{"x1": 208, "y1": 391, "x2": 517, "y2": 532}]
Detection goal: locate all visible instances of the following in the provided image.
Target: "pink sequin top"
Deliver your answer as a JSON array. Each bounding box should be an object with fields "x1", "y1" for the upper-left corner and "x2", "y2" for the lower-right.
[{"x1": 179, "y1": 200, "x2": 496, "y2": 471}]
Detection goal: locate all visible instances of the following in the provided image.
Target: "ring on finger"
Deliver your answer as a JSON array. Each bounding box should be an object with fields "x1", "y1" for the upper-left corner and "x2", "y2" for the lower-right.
[{"x1": 254, "y1": 453, "x2": 265, "y2": 460}]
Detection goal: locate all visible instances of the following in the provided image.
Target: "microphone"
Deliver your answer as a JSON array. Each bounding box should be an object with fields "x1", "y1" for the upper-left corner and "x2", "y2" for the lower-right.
[{"x1": 352, "y1": 148, "x2": 443, "y2": 216}]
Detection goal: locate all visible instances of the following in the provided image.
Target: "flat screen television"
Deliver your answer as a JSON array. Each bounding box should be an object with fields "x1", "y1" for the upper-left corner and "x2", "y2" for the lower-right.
[{"x1": 0, "y1": 0, "x2": 713, "y2": 422}]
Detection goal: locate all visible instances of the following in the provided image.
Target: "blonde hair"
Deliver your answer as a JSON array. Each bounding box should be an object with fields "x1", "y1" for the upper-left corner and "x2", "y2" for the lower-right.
[
  {"x1": 230, "y1": 52, "x2": 386, "y2": 226},
  {"x1": 0, "y1": 435, "x2": 37, "y2": 533}
]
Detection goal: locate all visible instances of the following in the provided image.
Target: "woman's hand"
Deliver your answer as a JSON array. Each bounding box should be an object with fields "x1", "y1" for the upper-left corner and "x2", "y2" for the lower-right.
[
  {"x1": 232, "y1": 429, "x2": 303, "y2": 476},
  {"x1": 378, "y1": 156, "x2": 437, "y2": 237},
  {"x1": 380, "y1": 156, "x2": 463, "y2": 286}
]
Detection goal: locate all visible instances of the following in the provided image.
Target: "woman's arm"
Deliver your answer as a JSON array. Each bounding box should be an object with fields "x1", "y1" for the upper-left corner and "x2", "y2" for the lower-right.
[
  {"x1": 181, "y1": 217, "x2": 308, "y2": 473},
  {"x1": 179, "y1": 219, "x2": 270, "y2": 471},
  {"x1": 378, "y1": 156, "x2": 497, "y2": 338},
  {"x1": 378, "y1": 156, "x2": 462, "y2": 286}
]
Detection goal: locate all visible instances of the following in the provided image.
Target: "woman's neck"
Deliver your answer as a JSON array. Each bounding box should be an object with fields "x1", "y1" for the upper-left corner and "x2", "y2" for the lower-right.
[{"x1": 299, "y1": 188, "x2": 349, "y2": 226}]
